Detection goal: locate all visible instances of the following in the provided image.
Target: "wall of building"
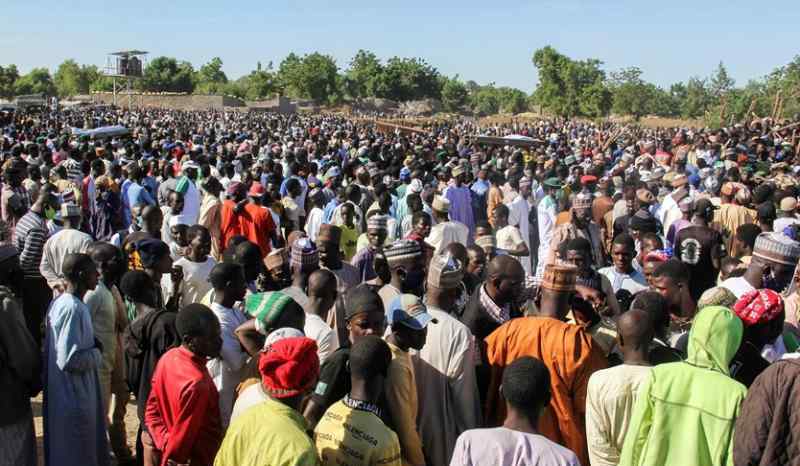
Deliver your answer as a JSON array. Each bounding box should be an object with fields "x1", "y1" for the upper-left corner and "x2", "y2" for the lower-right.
[{"x1": 90, "y1": 92, "x2": 245, "y2": 110}]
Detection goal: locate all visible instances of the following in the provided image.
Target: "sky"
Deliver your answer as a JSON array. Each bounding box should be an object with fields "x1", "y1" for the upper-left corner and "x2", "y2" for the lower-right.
[{"x1": 3, "y1": 0, "x2": 800, "y2": 92}]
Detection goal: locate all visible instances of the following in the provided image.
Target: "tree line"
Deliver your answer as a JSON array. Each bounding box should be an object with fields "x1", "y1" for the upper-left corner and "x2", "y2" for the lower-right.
[{"x1": 1, "y1": 47, "x2": 799, "y2": 124}]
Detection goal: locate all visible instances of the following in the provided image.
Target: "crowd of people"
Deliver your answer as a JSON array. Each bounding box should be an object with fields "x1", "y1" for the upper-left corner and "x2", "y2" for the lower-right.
[{"x1": 1, "y1": 105, "x2": 800, "y2": 466}]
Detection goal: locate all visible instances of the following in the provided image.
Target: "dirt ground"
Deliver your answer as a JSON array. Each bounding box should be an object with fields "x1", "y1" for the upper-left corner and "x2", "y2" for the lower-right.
[{"x1": 32, "y1": 394, "x2": 140, "y2": 466}]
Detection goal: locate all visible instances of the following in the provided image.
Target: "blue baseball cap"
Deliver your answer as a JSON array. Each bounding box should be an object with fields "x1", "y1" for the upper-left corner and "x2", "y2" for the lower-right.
[{"x1": 386, "y1": 294, "x2": 437, "y2": 330}]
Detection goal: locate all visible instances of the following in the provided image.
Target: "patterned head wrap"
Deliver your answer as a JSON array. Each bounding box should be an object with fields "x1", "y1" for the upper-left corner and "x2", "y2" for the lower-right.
[
  {"x1": 246, "y1": 291, "x2": 298, "y2": 334},
  {"x1": 258, "y1": 337, "x2": 320, "y2": 399}
]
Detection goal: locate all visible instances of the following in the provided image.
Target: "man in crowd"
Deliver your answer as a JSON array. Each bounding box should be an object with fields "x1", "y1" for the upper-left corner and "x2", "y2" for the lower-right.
[
  {"x1": 427, "y1": 196, "x2": 469, "y2": 254},
  {"x1": 485, "y1": 264, "x2": 607, "y2": 466},
  {"x1": 674, "y1": 198, "x2": 725, "y2": 301},
  {"x1": 586, "y1": 310, "x2": 654, "y2": 466},
  {"x1": 40, "y1": 203, "x2": 93, "y2": 292},
  {"x1": 450, "y1": 357, "x2": 580, "y2": 466},
  {"x1": 145, "y1": 304, "x2": 223, "y2": 466},
  {"x1": 43, "y1": 253, "x2": 108, "y2": 466},
  {"x1": 314, "y1": 335, "x2": 401, "y2": 466}
]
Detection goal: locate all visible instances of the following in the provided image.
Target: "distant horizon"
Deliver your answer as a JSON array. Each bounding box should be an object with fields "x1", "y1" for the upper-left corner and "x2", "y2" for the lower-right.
[{"x1": 4, "y1": 0, "x2": 800, "y2": 92}]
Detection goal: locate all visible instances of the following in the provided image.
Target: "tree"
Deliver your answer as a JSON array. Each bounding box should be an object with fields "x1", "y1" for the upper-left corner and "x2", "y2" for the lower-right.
[
  {"x1": 13, "y1": 68, "x2": 56, "y2": 96},
  {"x1": 276, "y1": 53, "x2": 339, "y2": 103},
  {"x1": 378, "y1": 57, "x2": 441, "y2": 101},
  {"x1": 140, "y1": 56, "x2": 195, "y2": 93},
  {"x1": 195, "y1": 57, "x2": 228, "y2": 94},
  {"x1": 345, "y1": 50, "x2": 384, "y2": 99},
  {"x1": 0, "y1": 64, "x2": 19, "y2": 98},
  {"x1": 682, "y1": 77, "x2": 711, "y2": 118},
  {"x1": 469, "y1": 86, "x2": 500, "y2": 115},
  {"x1": 440, "y1": 76, "x2": 467, "y2": 112},
  {"x1": 709, "y1": 61, "x2": 735, "y2": 99},
  {"x1": 496, "y1": 87, "x2": 529, "y2": 114},
  {"x1": 532, "y1": 46, "x2": 610, "y2": 117},
  {"x1": 609, "y1": 66, "x2": 653, "y2": 119},
  {"x1": 54, "y1": 59, "x2": 86, "y2": 97}
]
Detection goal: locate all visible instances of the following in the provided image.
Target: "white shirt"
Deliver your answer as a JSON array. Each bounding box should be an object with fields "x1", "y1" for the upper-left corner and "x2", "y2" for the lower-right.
[
  {"x1": 174, "y1": 256, "x2": 216, "y2": 305},
  {"x1": 304, "y1": 207, "x2": 324, "y2": 242},
  {"x1": 773, "y1": 216, "x2": 800, "y2": 233},
  {"x1": 720, "y1": 276, "x2": 755, "y2": 298},
  {"x1": 40, "y1": 228, "x2": 93, "y2": 289},
  {"x1": 207, "y1": 302, "x2": 249, "y2": 428},
  {"x1": 426, "y1": 220, "x2": 469, "y2": 254},
  {"x1": 598, "y1": 266, "x2": 648, "y2": 295},
  {"x1": 281, "y1": 285, "x2": 336, "y2": 363}
]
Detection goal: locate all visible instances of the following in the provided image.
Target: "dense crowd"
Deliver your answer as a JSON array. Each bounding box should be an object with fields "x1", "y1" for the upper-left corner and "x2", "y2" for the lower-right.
[{"x1": 1, "y1": 105, "x2": 800, "y2": 466}]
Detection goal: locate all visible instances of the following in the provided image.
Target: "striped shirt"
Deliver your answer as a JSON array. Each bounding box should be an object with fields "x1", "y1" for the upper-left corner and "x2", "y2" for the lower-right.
[{"x1": 15, "y1": 210, "x2": 48, "y2": 278}]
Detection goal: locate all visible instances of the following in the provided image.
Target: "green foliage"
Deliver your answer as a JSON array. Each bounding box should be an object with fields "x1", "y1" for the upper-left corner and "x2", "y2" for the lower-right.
[
  {"x1": 53, "y1": 60, "x2": 108, "y2": 97},
  {"x1": 13, "y1": 68, "x2": 56, "y2": 96},
  {"x1": 276, "y1": 53, "x2": 339, "y2": 103},
  {"x1": 195, "y1": 57, "x2": 228, "y2": 94},
  {"x1": 441, "y1": 76, "x2": 468, "y2": 112},
  {"x1": 345, "y1": 50, "x2": 384, "y2": 99},
  {"x1": 532, "y1": 46, "x2": 610, "y2": 117},
  {"x1": 709, "y1": 61, "x2": 735, "y2": 99},
  {"x1": 140, "y1": 56, "x2": 195, "y2": 93},
  {"x1": 609, "y1": 67, "x2": 652, "y2": 119},
  {"x1": 0, "y1": 64, "x2": 20, "y2": 98},
  {"x1": 682, "y1": 77, "x2": 712, "y2": 119},
  {"x1": 378, "y1": 57, "x2": 441, "y2": 101}
]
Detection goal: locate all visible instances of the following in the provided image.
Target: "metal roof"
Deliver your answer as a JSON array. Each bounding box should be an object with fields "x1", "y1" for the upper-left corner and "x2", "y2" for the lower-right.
[{"x1": 109, "y1": 50, "x2": 148, "y2": 56}]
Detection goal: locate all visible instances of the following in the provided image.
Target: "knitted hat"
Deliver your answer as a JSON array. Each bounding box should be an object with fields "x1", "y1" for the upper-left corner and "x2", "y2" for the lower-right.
[
  {"x1": 384, "y1": 240, "x2": 422, "y2": 265},
  {"x1": 263, "y1": 327, "x2": 304, "y2": 349},
  {"x1": 367, "y1": 214, "x2": 389, "y2": 232},
  {"x1": 60, "y1": 202, "x2": 81, "y2": 218},
  {"x1": 344, "y1": 284, "x2": 384, "y2": 321},
  {"x1": 451, "y1": 164, "x2": 465, "y2": 178},
  {"x1": 475, "y1": 235, "x2": 496, "y2": 250},
  {"x1": 317, "y1": 224, "x2": 341, "y2": 245},
  {"x1": 258, "y1": 337, "x2": 320, "y2": 399},
  {"x1": 671, "y1": 174, "x2": 689, "y2": 188},
  {"x1": 427, "y1": 253, "x2": 463, "y2": 289},
  {"x1": 432, "y1": 196, "x2": 450, "y2": 213},
  {"x1": 246, "y1": 291, "x2": 298, "y2": 334},
  {"x1": 753, "y1": 232, "x2": 800, "y2": 266},
  {"x1": 264, "y1": 248, "x2": 288, "y2": 272},
  {"x1": 541, "y1": 264, "x2": 577, "y2": 292},
  {"x1": 573, "y1": 192, "x2": 593, "y2": 210},
  {"x1": 290, "y1": 237, "x2": 319, "y2": 272},
  {"x1": 733, "y1": 289, "x2": 784, "y2": 326}
]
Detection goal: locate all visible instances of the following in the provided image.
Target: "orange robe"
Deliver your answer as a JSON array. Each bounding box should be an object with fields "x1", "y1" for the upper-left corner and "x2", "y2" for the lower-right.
[
  {"x1": 485, "y1": 316, "x2": 607, "y2": 466},
  {"x1": 486, "y1": 186, "x2": 503, "y2": 227}
]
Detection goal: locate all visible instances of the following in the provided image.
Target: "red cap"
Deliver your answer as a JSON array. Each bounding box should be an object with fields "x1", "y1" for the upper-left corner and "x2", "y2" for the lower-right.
[
  {"x1": 580, "y1": 175, "x2": 598, "y2": 185},
  {"x1": 248, "y1": 182, "x2": 266, "y2": 197}
]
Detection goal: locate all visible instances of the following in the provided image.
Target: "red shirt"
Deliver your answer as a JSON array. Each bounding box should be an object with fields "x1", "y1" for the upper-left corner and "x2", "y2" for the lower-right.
[
  {"x1": 145, "y1": 347, "x2": 222, "y2": 466},
  {"x1": 219, "y1": 200, "x2": 277, "y2": 257}
]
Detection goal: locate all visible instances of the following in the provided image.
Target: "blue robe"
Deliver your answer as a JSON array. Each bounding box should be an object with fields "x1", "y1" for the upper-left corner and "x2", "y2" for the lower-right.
[
  {"x1": 43, "y1": 293, "x2": 110, "y2": 466},
  {"x1": 444, "y1": 185, "x2": 476, "y2": 240}
]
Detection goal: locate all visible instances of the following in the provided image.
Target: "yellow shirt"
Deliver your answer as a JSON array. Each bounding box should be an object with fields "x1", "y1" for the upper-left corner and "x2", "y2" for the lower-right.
[
  {"x1": 314, "y1": 399, "x2": 402, "y2": 466},
  {"x1": 340, "y1": 224, "x2": 359, "y2": 261},
  {"x1": 384, "y1": 341, "x2": 425, "y2": 466},
  {"x1": 214, "y1": 397, "x2": 318, "y2": 466}
]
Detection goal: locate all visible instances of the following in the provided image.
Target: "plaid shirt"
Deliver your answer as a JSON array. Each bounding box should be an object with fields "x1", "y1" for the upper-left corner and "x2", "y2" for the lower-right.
[{"x1": 478, "y1": 283, "x2": 511, "y2": 324}]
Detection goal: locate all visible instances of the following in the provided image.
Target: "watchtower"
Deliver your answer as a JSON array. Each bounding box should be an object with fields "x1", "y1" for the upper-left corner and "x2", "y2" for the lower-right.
[{"x1": 104, "y1": 50, "x2": 148, "y2": 108}]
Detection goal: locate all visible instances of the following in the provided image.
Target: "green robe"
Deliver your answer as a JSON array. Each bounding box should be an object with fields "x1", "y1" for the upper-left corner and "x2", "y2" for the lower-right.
[{"x1": 619, "y1": 306, "x2": 747, "y2": 466}]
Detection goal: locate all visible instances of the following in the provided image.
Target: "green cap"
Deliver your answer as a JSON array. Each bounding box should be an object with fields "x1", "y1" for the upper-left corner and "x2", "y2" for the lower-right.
[{"x1": 543, "y1": 177, "x2": 562, "y2": 189}]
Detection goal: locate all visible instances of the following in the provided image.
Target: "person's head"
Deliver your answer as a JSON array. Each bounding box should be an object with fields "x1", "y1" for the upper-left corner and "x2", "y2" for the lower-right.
[
  {"x1": 384, "y1": 240, "x2": 426, "y2": 295},
  {"x1": 185, "y1": 225, "x2": 211, "y2": 262},
  {"x1": 344, "y1": 284, "x2": 386, "y2": 344},
  {"x1": 750, "y1": 232, "x2": 800, "y2": 292},
  {"x1": 651, "y1": 260, "x2": 691, "y2": 313},
  {"x1": 485, "y1": 255, "x2": 525, "y2": 306},
  {"x1": 308, "y1": 269, "x2": 338, "y2": 317},
  {"x1": 639, "y1": 233, "x2": 663, "y2": 263},
  {"x1": 34, "y1": 183, "x2": 59, "y2": 212},
  {"x1": 562, "y1": 237, "x2": 593, "y2": 272},
  {"x1": 209, "y1": 262, "x2": 247, "y2": 304},
  {"x1": 406, "y1": 193, "x2": 423, "y2": 214},
  {"x1": 259, "y1": 336, "x2": 320, "y2": 409},
  {"x1": 611, "y1": 234, "x2": 636, "y2": 273},
  {"x1": 60, "y1": 203, "x2": 83, "y2": 230},
  {"x1": 571, "y1": 193, "x2": 593, "y2": 225},
  {"x1": 348, "y1": 335, "x2": 392, "y2": 399},
  {"x1": 141, "y1": 205, "x2": 163, "y2": 234},
  {"x1": 120, "y1": 270, "x2": 157, "y2": 307},
  {"x1": 245, "y1": 291, "x2": 306, "y2": 334},
  {"x1": 167, "y1": 190, "x2": 185, "y2": 215},
  {"x1": 233, "y1": 241, "x2": 263, "y2": 282},
  {"x1": 466, "y1": 245, "x2": 487, "y2": 278},
  {"x1": 426, "y1": 253, "x2": 465, "y2": 311},
  {"x1": 202, "y1": 176, "x2": 223, "y2": 198},
  {"x1": 630, "y1": 291, "x2": 670, "y2": 341},
  {"x1": 719, "y1": 256, "x2": 743, "y2": 282},
  {"x1": 264, "y1": 249, "x2": 290, "y2": 287},
  {"x1": 176, "y1": 303, "x2": 222, "y2": 359},
  {"x1": 169, "y1": 223, "x2": 189, "y2": 248},
  {"x1": 136, "y1": 239, "x2": 172, "y2": 274},
  {"x1": 289, "y1": 237, "x2": 320, "y2": 277},
  {"x1": 366, "y1": 215, "x2": 388, "y2": 248},
  {"x1": 492, "y1": 203, "x2": 510, "y2": 228},
  {"x1": 692, "y1": 198, "x2": 717, "y2": 223},
  {"x1": 341, "y1": 202, "x2": 355, "y2": 226},
  {"x1": 285, "y1": 178, "x2": 301, "y2": 198},
  {"x1": 732, "y1": 289, "x2": 786, "y2": 349},
  {"x1": 386, "y1": 294, "x2": 435, "y2": 350},
  {"x1": 616, "y1": 309, "x2": 654, "y2": 360},
  {"x1": 62, "y1": 253, "x2": 99, "y2": 292},
  {"x1": 87, "y1": 241, "x2": 126, "y2": 285},
  {"x1": 735, "y1": 223, "x2": 761, "y2": 258},
  {"x1": 411, "y1": 211, "x2": 432, "y2": 238},
  {"x1": 500, "y1": 356, "x2": 551, "y2": 422},
  {"x1": 316, "y1": 224, "x2": 342, "y2": 266},
  {"x1": 538, "y1": 264, "x2": 578, "y2": 319}
]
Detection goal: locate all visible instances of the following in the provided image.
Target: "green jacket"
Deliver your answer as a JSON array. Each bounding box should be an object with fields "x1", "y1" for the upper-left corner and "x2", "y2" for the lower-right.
[{"x1": 619, "y1": 306, "x2": 747, "y2": 466}]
